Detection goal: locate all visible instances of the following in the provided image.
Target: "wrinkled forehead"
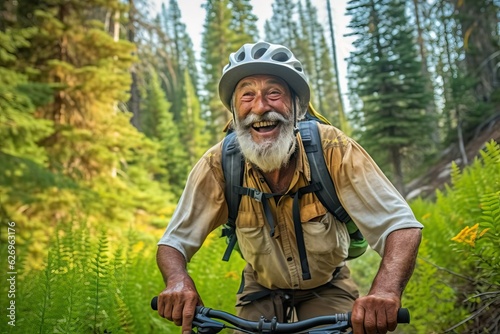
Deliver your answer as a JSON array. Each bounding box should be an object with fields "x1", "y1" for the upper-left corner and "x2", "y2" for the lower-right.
[{"x1": 234, "y1": 74, "x2": 290, "y2": 91}]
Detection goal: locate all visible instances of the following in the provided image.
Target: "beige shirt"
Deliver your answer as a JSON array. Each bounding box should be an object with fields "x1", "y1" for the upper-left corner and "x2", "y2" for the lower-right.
[{"x1": 158, "y1": 124, "x2": 423, "y2": 290}]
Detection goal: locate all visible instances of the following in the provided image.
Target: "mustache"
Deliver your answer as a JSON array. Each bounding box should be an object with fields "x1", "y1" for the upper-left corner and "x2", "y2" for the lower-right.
[{"x1": 238, "y1": 111, "x2": 291, "y2": 128}]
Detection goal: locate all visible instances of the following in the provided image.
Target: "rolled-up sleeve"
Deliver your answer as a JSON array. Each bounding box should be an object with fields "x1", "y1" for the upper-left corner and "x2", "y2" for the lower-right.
[
  {"x1": 325, "y1": 130, "x2": 423, "y2": 255},
  {"x1": 157, "y1": 146, "x2": 228, "y2": 262}
]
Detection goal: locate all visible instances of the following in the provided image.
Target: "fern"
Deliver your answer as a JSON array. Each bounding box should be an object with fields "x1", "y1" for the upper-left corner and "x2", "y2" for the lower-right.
[
  {"x1": 476, "y1": 191, "x2": 500, "y2": 283},
  {"x1": 86, "y1": 228, "x2": 111, "y2": 333},
  {"x1": 53, "y1": 222, "x2": 86, "y2": 333},
  {"x1": 409, "y1": 140, "x2": 500, "y2": 333},
  {"x1": 114, "y1": 292, "x2": 136, "y2": 333},
  {"x1": 38, "y1": 246, "x2": 57, "y2": 333}
]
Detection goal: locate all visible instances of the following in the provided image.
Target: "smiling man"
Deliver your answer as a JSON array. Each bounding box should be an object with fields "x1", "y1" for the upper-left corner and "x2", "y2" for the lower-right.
[{"x1": 156, "y1": 41, "x2": 423, "y2": 334}]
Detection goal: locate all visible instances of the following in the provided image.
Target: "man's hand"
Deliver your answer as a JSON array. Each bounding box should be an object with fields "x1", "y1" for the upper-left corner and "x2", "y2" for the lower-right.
[
  {"x1": 350, "y1": 228, "x2": 421, "y2": 333},
  {"x1": 350, "y1": 293, "x2": 400, "y2": 334},
  {"x1": 157, "y1": 273, "x2": 202, "y2": 334},
  {"x1": 156, "y1": 245, "x2": 203, "y2": 334}
]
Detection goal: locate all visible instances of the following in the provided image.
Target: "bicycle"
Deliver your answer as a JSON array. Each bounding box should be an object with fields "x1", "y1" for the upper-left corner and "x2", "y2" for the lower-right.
[{"x1": 151, "y1": 296, "x2": 410, "y2": 334}]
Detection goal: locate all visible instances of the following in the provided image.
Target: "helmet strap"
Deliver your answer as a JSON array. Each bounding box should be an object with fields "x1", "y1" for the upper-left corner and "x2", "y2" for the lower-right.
[{"x1": 291, "y1": 90, "x2": 299, "y2": 136}]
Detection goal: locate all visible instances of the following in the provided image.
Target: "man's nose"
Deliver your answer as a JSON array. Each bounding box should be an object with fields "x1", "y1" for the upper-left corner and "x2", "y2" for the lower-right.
[{"x1": 252, "y1": 94, "x2": 270, "y2": 115}]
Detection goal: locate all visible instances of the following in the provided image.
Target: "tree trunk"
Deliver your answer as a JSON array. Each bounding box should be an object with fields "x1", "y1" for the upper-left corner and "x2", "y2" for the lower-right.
[
  {"x1": 326, "y1": 0, "x2": 350, "y2": 134},
  {"x1": 127, "y1": 0, "x2": 141, "y2": 130},
  {"x1": 450, "y1": 0, "x2": 498, "y2": 102},
  {"x1": 412, "y1": 0, "x2": 439, "y2": 145},
  {"x1": 390, "y1": 146, "x2": 406, "y2": 196}
]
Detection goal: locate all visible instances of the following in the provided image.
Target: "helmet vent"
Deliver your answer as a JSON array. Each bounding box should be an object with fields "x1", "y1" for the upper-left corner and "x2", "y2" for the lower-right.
[
  {"x1": 219, "y1": 41, "x2": 310, "y2": 112},
  {"x1": 253, "y1": 47, "x2": 267, "y2": 59},
  {"x1": 236, "y1": 51, "x2": 245, "y2": 61},
  {"x1": 271, "y1": 52, "x2": 290, "y2": 62}
]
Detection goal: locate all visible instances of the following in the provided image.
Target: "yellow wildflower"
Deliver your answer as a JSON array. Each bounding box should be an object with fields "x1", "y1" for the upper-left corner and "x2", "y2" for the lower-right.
[
  {"x1": 421, "y1": 213, "x2": 431, "y2": 220},
  {"x1": 479, "y1": 228, "x2": 490, "y2": 238},
  {"x1": 451, "y1": 223, "x2": 479, "y2": 247}
]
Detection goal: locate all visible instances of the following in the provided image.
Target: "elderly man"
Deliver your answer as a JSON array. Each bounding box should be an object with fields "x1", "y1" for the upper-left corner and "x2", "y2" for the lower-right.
[{"x1": 156, "y1": 41, "x2": 422, "y2": 334}]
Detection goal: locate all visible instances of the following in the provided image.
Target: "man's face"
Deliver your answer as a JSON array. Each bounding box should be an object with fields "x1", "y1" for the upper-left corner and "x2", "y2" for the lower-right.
[
  {"x1": 233, "y1": 74, "x2": 293, "y2": 144},
  {"x1": 232, "y1": 74, "x2": 297, "y2": 172}
]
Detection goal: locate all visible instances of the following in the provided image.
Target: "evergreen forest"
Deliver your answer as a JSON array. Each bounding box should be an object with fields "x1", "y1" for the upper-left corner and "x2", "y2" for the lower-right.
[{"x1": 0, "y1": 0, "x2": 499, "y2": 333}]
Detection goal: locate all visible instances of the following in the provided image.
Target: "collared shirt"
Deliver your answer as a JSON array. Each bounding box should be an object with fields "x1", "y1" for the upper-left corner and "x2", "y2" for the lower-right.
[{"x1": 158, "y1": 124, "x2": 423, "y2": 290}]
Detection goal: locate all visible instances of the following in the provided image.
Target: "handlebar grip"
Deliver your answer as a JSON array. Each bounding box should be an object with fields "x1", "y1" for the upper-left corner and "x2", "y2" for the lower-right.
[
  {"x1": 397, "y1": 308, "x2": 410, "y2": 323},
  {"x1": 151, "y1": 296, "x2": 158, "y2": 310},
  {"x1": 347, "y1": 308, "x2": 410, "y2": 324}
]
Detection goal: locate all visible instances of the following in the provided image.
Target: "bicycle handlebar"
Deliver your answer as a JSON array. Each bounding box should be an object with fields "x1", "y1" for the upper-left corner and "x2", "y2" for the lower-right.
[{"x1": 151, "y1": 296, "x2": 410, "y2": 334}]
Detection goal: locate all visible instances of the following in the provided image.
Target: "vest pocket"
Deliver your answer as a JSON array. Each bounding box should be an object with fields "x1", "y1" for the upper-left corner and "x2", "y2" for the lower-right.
[
  {"x1": 302, "y1": 213, "x2": 349, "y2": 259},
  {"x1": 236, "y1": 211, "x2": 272, "y2": 255},
  {"x1": 236, "y1": 226, "x2": 272, "y2": 255}
]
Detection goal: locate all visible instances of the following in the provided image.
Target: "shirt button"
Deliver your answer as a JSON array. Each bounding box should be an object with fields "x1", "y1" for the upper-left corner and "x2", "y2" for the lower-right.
[{"x1": 287, "y1": 257, "x2": 293, "y2": 262}]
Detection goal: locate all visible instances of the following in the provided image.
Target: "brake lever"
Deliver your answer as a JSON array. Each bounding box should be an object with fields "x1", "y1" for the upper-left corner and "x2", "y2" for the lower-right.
[{"x1": 192, "y1": 314, "x2": 225, "y2": 334}]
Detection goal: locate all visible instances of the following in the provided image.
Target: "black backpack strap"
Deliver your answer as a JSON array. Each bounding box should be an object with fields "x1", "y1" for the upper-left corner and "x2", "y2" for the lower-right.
[
  {"x1": 221, "y1": 133, "x2": 279, "y2": 261},
  {"x1": 292, "y1": 183, "x2": 320, "y2": 280},
  {"x1": 290, "y1": 121, "x2": 353, "y2": 280},
  {"x1": 299, "y1": 121, "x2": 351, "y2": 223},
  {"x1": 221, "y1": 132, "x2": 243, "y2": 261}
]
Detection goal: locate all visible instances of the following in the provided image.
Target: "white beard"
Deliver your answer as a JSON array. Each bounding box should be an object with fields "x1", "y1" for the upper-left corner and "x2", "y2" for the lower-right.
[{"x1": 234, "y1": 110, "x2": 296, "y2": 172}]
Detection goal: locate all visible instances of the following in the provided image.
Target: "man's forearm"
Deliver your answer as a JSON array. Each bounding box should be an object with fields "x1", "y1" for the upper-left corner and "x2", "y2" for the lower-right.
[
  {"x1": 156, "y1": 245, "x2": 189, "y2": 284},
  {"x1": 369, "y1": 228, "x2": 422, "y2": 297}
]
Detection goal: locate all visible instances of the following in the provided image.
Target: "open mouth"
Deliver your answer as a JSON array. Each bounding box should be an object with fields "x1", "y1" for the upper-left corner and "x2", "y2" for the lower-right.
[{"x1": 252, "y1": 121, "x2": 279, "y2": 132}]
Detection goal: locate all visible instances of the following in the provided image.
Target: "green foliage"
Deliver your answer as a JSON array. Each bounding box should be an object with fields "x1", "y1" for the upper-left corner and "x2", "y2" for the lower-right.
[
  {"x1": 189, "y1": 231, "x2": 246, "y2": 311},
  {"x1": 2, "y1": 1, "x2": 500, "y2": 333},
  {"x1": 407, "y1": 140, "x2": 500, "y2": 333},
  {"x1": 0, "y1": 28, "x2": 54, "y2": 164},
  {"x1": 346, "y1": 248, "x2": 379, "y2": 296},
  {"x1": 292, "y1": 0, "x2": 341, "y2": 125},
  {"x1": 346, "y1": 0, "x2": 435, "y2": 193},
  {"x1": 141, "y1": 69, "x2": 190, "y2": 198},
  {"x1": 0, "y1": 0, "x2": 176, "y2": 272},
  {"x1": 201, "y1": 0, "x2": 259, "y2": 143},
  {"x1": 180, "y1": 69, "x2": 210, "y2": 165},
  {"x1": 0, "y1": 222, "x2": 166, "y2": 334}
]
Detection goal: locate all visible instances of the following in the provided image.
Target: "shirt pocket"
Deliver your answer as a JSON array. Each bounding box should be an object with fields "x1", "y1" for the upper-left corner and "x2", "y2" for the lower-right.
[
  {"x1": 236, "y1": 210, "x2": 272, "y2": 255},
  {"x1": 302, "y1": 211, "x2": 350, "y2": 259}
]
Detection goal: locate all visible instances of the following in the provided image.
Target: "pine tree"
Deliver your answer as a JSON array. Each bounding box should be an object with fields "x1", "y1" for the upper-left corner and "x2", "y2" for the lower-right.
[
  {"x1": 346, "y1": 0, "x2": 434, "y2": 194},
  {"x1": 264, "y1": 0, "x2": 299, "y2": 48},
  {"x1": 201, "y1": 0, "x2": 258, "y2": 143},
  {"x1": 316, "y1": 34, "x2": 341, "y2": 124},
  {"x1": 19, "y1": 0, "x2": 136, "y2": 179},
  {"x1": 298, "y1": 0, "x2": 341, "y2": 124},
  {"x1": 450, "y1": 0, "x2": 499, "y2": 107},
  {"x1": 161, "y1": 0, "x2": 210, "y2": 169},
  {"x1": 1, "y1": 0, "x2": 172, "y2": 268},
  {"x1": 201, "y1": 0, "x2": 235, "y2": 142},
  {"x1": 230, "y1": 0, "x2": 259, "y2": 42},
  {"x1": 264, "y1": 0, "x2": 341, "y2": 125},
  {"x1": 180, "y1": 69, "x2": 210, "y2": 165},
  {"x1": 157, "y1": 0, "x2": 198, "y2": 123},
  {"x1": 142, "y1": 68, "x2": 190, "y2": 197},
  {"x1": 0, "y1": 28, "x2": 53, "y2": 164}
]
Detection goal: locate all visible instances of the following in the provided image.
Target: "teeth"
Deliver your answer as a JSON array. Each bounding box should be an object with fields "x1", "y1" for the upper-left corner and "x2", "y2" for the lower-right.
[{"x1": 253, "y1": 121, "x2": 277, "y2": 128}]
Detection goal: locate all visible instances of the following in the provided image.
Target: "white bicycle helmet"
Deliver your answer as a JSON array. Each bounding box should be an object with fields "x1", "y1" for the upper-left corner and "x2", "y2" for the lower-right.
[{"x1": 218, "y1": 41, "x2": 310, "y2": 113}]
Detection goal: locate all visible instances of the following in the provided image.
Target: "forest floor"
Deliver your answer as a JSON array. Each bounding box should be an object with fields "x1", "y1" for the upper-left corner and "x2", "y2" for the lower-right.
[{"x1": 406, "y1": 112, "x2": 500, "y2": 200}]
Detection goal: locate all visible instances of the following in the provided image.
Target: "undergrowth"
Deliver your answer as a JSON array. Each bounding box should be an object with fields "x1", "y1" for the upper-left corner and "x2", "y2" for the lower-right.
[{"x1": 1, "y1": 141, "x2": 498, "y2": 333}]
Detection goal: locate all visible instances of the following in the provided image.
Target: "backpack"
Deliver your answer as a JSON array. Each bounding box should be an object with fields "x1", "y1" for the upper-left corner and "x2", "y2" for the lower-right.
[{"x1": 220, "y1": 119, "x2": 368, "y2": 280}]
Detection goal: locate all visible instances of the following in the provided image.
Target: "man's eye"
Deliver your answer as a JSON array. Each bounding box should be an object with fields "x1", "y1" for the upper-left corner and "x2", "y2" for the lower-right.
[{"x1": 240, "y1": 92, "x2": 254, "y2": 101}]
